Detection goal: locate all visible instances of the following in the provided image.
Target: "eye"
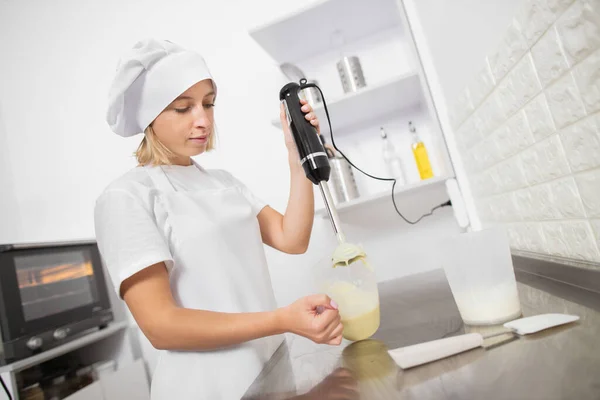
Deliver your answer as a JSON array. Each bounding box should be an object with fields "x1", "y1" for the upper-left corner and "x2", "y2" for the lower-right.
[
  {"x1": 203, "y1": 103, "x2": 215, "y2": 109},
  {"x1": 174, "y1": 107, "x2": 191, "y2": 113}
]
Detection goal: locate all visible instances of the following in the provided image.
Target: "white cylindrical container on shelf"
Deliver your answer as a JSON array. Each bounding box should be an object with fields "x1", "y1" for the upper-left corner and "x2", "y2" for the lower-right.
[
  {"x1": 330, "y1": 30, "x2": 367, "y2": 94},
  {"x1": 328, "y1": 154, "x2": 360, "y2": 204},
  {"x1": 300, "y1": 79, "x2": 323, "y2": 107},
  {"x1": 336, "y1": 56, "x2": 367, "y2": 93}
]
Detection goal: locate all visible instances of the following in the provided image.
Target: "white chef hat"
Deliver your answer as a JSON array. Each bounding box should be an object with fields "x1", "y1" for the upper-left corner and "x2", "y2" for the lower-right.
[{"x1": 106, "y1": 38, "x2": 216, "y2": 137}]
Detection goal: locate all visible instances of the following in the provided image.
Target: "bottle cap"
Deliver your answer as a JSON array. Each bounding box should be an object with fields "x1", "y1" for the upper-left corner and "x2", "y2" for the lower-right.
[{"x1": 380, "y1": 127, "x2": 387, "y2": 139}]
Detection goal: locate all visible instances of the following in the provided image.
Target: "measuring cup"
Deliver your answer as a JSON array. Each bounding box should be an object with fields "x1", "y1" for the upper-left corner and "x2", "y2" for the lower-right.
[{"x1": 313, "y1": 246, "x2": 380, "y2": 341}]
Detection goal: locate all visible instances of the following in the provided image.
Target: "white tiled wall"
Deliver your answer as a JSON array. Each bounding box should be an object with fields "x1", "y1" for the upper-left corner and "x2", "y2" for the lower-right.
[{"x1": 450, "y1": 0, "x2": 600, "y2": 265}]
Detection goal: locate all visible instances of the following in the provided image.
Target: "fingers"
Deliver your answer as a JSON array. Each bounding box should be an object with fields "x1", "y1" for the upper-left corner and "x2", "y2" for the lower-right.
[
  {"x1": 330, "y1": 368, "x2": 354, "y2": 379},
  {"x1": 279, "y1": 103, "x2": 287, "y2": 125},
  {"x1": 329, "y1": 369, "x2": 359, "y2": 394},
  {"x1": 306, "y1": 293, "x2": 335, "y2": 310},
  {"x1": 326, "y1": 322, "x2": 344, "y2": 345},
  {"x1": 301, "y1": 105, "x2": 315, "y2": 118},
  {"x1": 300, "y1": 102, "x2": 319, "y2": 122},
  {"x1": 323, "y1": 311, "x2": 341, "y2": 331},
  {"x1": 329, "y1": 321, "x2": 344, "y2": 338},
  {"x1": 280, "y1": 99, "x2": 319, "y2": 133},
  {"x1": 303, "y1": 108, "x2": 319, "y2": 132},
  {"x1": 318, "y1": 308, "x2": 340, "y2": 327},
  {"x1": 304, "y1": 112, "x2": 319, "y2": 124},
  {"x1": 299, "y1": 294, "x2": 345, "y2": 345},
  {"x1": 312, "y1": 308, "x2": 342, "y2": 344},
  {"x1": 319, "y1": 313, "x2": 343, "y2": 345},
  {"x1": 327, "y1": 334, "x2": 343, "y2": 346}
]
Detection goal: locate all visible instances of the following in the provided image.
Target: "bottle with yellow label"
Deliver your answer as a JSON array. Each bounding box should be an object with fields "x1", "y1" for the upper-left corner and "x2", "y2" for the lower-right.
[{"x1": 410, "y1": 121, "x2": 433, "y2": 180}]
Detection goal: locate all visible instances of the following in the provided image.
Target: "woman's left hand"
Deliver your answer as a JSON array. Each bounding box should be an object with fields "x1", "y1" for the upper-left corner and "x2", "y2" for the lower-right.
[{"x1": 280, "y1": 99, "x2": 320, "y2": 150}]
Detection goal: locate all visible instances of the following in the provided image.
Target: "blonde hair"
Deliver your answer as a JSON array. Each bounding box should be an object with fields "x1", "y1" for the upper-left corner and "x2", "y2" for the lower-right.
[{"x1": 136, "y1": 124, "x2": 216, "y2": 166}]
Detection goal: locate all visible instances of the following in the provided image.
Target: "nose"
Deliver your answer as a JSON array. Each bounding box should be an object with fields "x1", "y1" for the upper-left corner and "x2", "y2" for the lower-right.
[{"x1": 191, "y1": 105, "x2": 211, "y2": 129}]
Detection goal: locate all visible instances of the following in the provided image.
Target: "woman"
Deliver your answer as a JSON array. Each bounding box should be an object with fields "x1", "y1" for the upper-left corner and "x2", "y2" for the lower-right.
[{"x1": 95, "y1": 39, "x2": 343, "y2": 399}]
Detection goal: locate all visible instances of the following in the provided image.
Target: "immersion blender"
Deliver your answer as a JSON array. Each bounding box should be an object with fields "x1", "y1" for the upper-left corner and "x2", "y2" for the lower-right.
[{"x1": 280, "y1": 80, "x2": 365, "y2": 267}]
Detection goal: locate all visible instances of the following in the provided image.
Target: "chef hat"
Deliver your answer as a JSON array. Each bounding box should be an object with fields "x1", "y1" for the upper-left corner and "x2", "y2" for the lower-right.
[{"x1": 106, "y1": 38, "x2": 216, "y2": 137}]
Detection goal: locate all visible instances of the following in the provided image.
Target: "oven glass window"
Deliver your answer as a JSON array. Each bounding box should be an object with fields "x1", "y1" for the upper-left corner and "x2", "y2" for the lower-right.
[{"x1": 15, "y1": 250, "x2": 99, "y2": 321}]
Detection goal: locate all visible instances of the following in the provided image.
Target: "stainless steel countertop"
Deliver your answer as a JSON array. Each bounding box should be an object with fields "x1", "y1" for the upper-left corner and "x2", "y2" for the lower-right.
[{"x1": 243, "y1": 265, "x2": 600, "y2": 400}]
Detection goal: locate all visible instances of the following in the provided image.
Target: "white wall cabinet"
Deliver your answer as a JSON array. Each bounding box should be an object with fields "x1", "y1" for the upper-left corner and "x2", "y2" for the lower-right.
[{"x1": 248, "y1": 0, "x2": 458, "y2": 220}]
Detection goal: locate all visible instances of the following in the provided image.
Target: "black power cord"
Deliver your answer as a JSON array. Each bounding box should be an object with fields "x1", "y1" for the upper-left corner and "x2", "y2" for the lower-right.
[{"x1": 302, "y1": 80, "x2": 451, "y2": 224}]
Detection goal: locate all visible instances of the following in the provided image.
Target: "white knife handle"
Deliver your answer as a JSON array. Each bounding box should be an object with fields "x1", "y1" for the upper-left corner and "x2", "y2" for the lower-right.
[{"x1": 388, "y1": 333, "x2": 484, "y2": 369}]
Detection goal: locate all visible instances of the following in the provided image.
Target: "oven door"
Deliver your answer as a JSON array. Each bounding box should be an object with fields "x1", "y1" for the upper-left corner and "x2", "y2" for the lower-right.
[{"x1": 0, "y1": 242, "x2": 112, "y2": 345}]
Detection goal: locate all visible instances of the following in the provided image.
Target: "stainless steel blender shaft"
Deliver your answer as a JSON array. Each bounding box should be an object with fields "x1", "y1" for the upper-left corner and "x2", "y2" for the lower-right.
[{"x1": 318, "y1": 181, "x2": 346, "y2": 244}]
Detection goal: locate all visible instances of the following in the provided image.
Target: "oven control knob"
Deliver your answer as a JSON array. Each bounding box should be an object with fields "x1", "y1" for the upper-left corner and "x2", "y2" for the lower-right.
[
  {"x1": 53, "y1": 328, "x2": 69, "y2": 340},
  {"x1": 26, "y1": 337, "x2": 43, "y2": 350}
]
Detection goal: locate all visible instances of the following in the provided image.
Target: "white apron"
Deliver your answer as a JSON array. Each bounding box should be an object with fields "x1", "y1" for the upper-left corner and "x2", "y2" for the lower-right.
[{"x1": 145, "y1": 163, "x2": 282, "y2": 400}]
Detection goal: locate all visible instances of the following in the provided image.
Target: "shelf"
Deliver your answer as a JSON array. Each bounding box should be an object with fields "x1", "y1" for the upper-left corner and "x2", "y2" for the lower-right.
[
  {"x1": 272, "y1": 73, "x2": 422, "y2": 134},
  {"x1": 316, "y1": 176, "x2": 450, "y2": 217},
  {"x1": 0, "y1": 321, "x2": 128, "y2": 373},
  {"x1": 249, "y1": 0, "x2": 402, "y2": 64}
]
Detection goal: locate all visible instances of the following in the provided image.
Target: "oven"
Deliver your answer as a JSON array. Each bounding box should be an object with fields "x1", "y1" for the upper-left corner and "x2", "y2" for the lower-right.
[{"x1": 0, "y1": 241, "x2": 113, "y2": 364}]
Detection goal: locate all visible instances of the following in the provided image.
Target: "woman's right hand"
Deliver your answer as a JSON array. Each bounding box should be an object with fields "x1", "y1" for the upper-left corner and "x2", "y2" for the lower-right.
[{"x1": 277, "y1": 294, "x2": 344, "y2": 345}]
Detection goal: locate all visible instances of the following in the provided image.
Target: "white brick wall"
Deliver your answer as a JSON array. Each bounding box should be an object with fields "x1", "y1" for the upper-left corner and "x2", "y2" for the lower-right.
[{"x1": 451, "y1": 0, "x2": 600, "y2": 265}]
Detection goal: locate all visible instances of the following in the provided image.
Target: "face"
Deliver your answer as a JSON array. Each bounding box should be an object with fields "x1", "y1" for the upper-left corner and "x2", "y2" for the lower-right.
[{"x1": 151, "y1": 79, "x2": 216, "y2": 165}]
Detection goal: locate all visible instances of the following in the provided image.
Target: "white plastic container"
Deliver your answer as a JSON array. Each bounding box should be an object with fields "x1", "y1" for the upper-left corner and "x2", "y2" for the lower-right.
[{"x1": 441, "y1": 227, "x2": 522, "y2": 325}]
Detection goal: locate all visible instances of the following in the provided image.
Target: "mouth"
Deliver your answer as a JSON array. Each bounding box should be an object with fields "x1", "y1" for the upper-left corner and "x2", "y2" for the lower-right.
[{"x1": 189, "y1": 136, "x2": 208, "y2": 144}]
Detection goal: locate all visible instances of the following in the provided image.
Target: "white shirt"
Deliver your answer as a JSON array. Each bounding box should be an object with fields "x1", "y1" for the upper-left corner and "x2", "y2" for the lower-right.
[{"x1": 94, "y1": 164, "x2": 267, "y2": 295}]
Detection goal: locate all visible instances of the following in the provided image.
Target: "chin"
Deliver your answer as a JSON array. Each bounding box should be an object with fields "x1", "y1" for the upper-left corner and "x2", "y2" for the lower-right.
[{"x1": 187, "y1": 148, "x2": 206, "y2": 157}]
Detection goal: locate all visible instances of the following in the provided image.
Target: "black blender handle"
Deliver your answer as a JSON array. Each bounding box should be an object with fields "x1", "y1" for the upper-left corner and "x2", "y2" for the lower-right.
[
  {"x1": 279, "y1": 81, "x2": 330, "y2": 185},
  {"x1": 280, "y1": 82, "x2": 319, "y2": 154}
]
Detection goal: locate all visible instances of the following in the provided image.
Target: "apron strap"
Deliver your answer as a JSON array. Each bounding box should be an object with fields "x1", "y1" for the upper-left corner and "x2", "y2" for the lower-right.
[
  {"x1": 145, "y1": 161, "x2": 226, "y2": 191},
  {"x1": 144, "y1": 165, "x2": 176, "y2": 192},
  {"x1": 192, "y1": 160, "x2": 227, "y2": 189}
]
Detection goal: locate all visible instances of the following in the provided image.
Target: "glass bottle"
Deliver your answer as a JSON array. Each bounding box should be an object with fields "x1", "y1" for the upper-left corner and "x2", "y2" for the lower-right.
[{"x1": 380, "y1": 127, "x2": 406, "y2": 185}]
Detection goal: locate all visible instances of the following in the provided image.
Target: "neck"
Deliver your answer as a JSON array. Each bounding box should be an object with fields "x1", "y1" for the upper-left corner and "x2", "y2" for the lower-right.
[{"x1": 171, "y1": 155, "x2": 192, "y2": 166}]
